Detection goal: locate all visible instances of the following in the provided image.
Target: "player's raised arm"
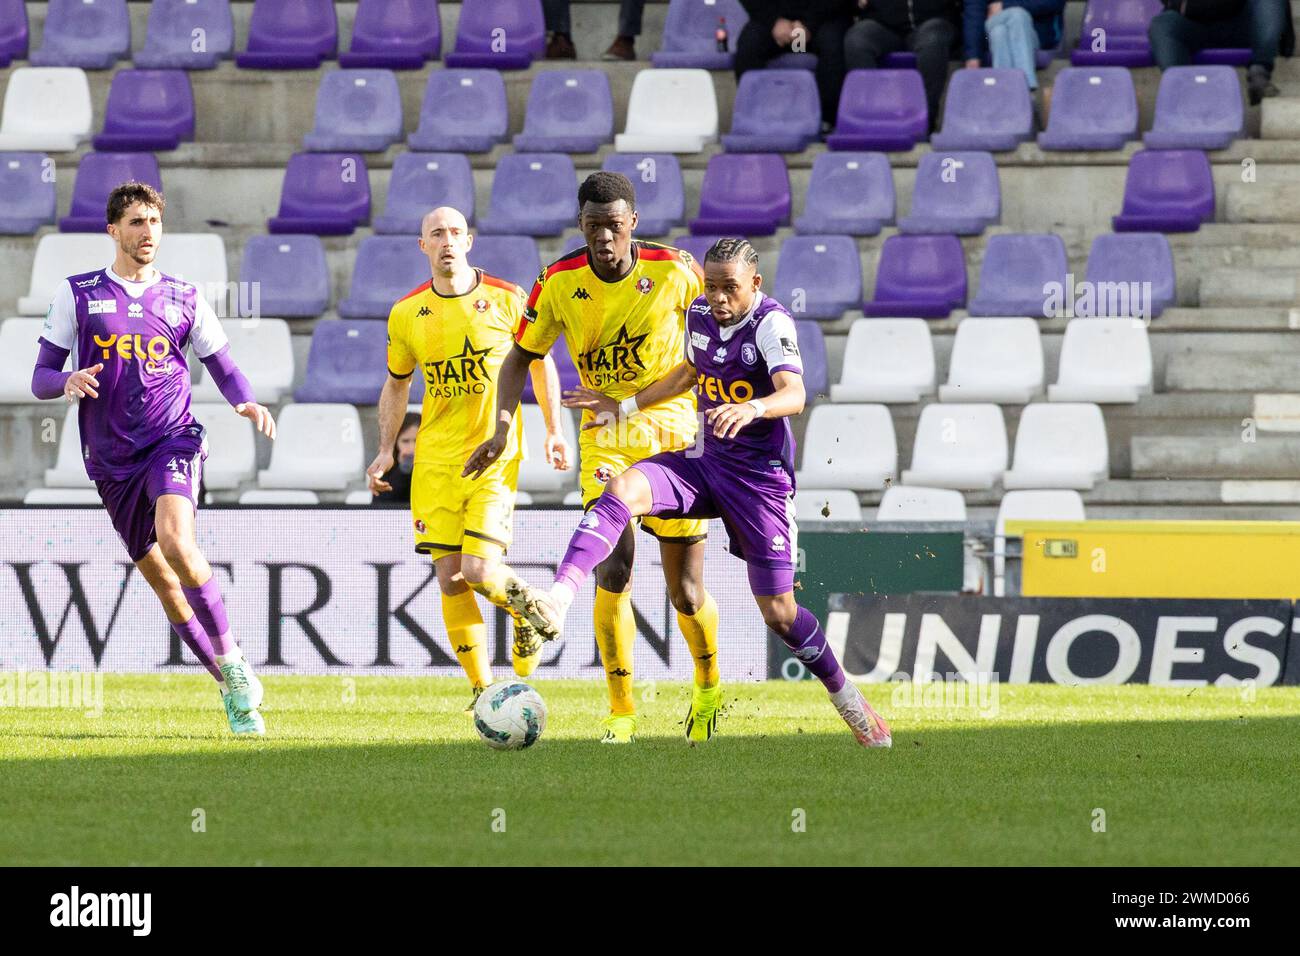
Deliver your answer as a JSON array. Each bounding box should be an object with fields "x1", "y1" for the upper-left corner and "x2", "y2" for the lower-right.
[
  {"x1": 30, "y1": 279, "x2": 92, "y2": 401},
  {"x1": 706, "y1": 368, "x2": 805, "y2": 439},
  {"x1": 528, "y1": 353, "x2": 571, "y2": 471},
  {"x1": 564, "y1": 360, "x2": 697, "y2": 432}
]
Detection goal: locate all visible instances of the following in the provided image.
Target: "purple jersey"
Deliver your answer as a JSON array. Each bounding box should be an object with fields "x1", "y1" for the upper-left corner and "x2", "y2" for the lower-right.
[
  {"x1": 685, "y1": 291, "x2": 803, "y2": 474},
  {"x1": 40, "y1": 266, "x2": 227, "y2": 481}
]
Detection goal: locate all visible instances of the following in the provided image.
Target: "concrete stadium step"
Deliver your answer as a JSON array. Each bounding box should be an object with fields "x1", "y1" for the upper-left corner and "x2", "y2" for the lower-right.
[
  {"x1": 1198, "y1": 268, "x2": 1300, "y2": 306},
  {"x1": 1132, "y1": 434, "x2": 1300, "y2": 479},
  {"x1": 1166, "y1": 350, "x2": 1300, "y2": 392},
  {"x1": 1225, "y1": 179, "x2": 1300, "y2": 223}
]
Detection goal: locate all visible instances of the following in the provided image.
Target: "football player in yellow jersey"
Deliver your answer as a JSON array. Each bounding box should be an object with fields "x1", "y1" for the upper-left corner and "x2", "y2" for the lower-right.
[
  {"x1": 367, "y1": 207, "x2": 571, "y2": 712},
  {"x1": 464, "y1": 172, "x2": 722, "y2": 745}
]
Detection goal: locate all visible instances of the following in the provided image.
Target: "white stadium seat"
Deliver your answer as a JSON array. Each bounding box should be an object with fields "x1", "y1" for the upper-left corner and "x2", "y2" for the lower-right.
[
  {"x1": 513, "y1": 490, "x2": 534, "y2": 507},
  {"x1": 518, "y1": 405, "x2": 578, "y2": 493},
  {"x1": 155, "y1": 233, "x2": 230, "y2": 296},
  {"x1": 562, "y1": 489, "x2": 585, "y2": 507},
  {"x1": 345, "y1": 490, "x2": 373, "y2": 506},
  {"x1": 795, "y1": 489, "x2": 863, "y2": 523},
  {"x1": 239, "y1": 489, "x2": 321, "y2": 505},
  {"x1": 615, "y1": 69, "x2": 718, "y2": 153},
  {"x1": 192, "y1": 319, "x2": 294, "y2": 404},
  {"x1": 19, "y1": 234, "x2": 115, "y2": 315},
  {"x1": 902, "y1": 403, "x2": 1008, "y2": 490},
  {"x1": 190, "y1": 403, "x2": 255, "y2": 491},
  {"x1": 795, "y1": 404, "x2": 897, "y2": 490},
  {"x1": 830, "y1": 319, "x2": 935, "y2": 404},
  {"x1": 875, "y1": 485, "x2": 968, "y2": 522},
  {"x1": 0, "y1": 318, "x2": 59, "y2": 403},
  {"x1": 1003, "y1": 403, "x2": 1109, "y2": 490},
  {"x1": 43, "y1": 406, "x2": 93, "y2": 489},
  {"x1": 1048, "y1": 318, "x2": 1153, "y2": 404},
  {"x1": 258, "y1": 403, "x2": 364, "y2": 491},
  {"x1": 994, "y1": 489, "x2": 1087, "y2": 595},
  {"x1": 0, "y1": 68, "x2": 93, "y2": 151},
  {"x1": 24, "y1": 487, "x2": 100, "y2": 505},
  {"x1": 938, "y1": 318, "x2": 1044, "y2": 403}
]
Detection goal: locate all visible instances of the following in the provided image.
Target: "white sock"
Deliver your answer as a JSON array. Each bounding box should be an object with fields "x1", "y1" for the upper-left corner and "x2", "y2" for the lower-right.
[
  {"x1": 215, "y1": 647, "x2": 243, "y2": 666},
  {"x1": 829, "y1": 682, "x2": 860, "y2": 709},
  {"x1": 549, "y1": 581, "x2": 575, "y2": 619}
]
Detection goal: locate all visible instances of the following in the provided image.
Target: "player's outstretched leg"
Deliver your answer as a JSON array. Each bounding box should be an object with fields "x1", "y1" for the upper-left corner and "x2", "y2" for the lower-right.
[
  {"x1": 433, "y1": 555, "x2": 494, "y2": 712},
  {"x1": 460, "y1": 554, "x2": 545, "y2": 678},
  {"x1": 754, "y1": 581, "x2": 891, "y2": 749},
  {"x1": 661, "y1": 540, "x2": 721, "y2": 746}
]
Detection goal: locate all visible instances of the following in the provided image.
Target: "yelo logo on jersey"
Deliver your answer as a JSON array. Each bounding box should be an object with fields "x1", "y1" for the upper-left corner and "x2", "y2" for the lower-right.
[
  {"x1": 577, "y1": 325, "x2": 648, "y2": 387},
  {"x1": 92, "y1": 333, "x2": 174, "y2": 374},
  {"x1": 697, "y1": 372, "x2": 754, "y2": 404},
  {"x1": 423, "y1": 335, "x2": 491, "y2": 398}
]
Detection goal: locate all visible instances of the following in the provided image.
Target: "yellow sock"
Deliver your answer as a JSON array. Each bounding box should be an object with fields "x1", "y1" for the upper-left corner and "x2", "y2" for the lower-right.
[
  {"x1": 442, "y1": 589, "x2": 492, "y2": 689},
  {"x1": 677, "y1": 591, "x2": 720, "y2": 688},
  {"x1": 594, "y1": 586, "x2": 636, "y2": 716},
  {"x1": 467, "y1": 562, "x2": 515, "y2": 609}
]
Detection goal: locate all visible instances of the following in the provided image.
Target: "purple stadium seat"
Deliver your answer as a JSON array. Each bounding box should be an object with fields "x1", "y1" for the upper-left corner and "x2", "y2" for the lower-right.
[
  {"x1": 338, "y1": 235, "x2": 431, "y2": 319},
  {"x1": 468, "y1": 235, "x2": 542, "y2": 293},
  {"x1": 408, "y1": 69, "x2": 508, "y2": 153},
  {"x1": 601, "y1": 153, "x2": 685, "y2": 236},
  {"x1": 135, "y1": 0, "x2": 235, "y2": 70},
  {"x1": 59, "y1": 152, "x2": 163, "y2": 232},
  {"x1": 268, "y1": 153, "x2": 371, "y2": 235},
  {"x1": 771, "y1": 236, "x2": 862, "y2": 321},
  {"x1": 795, "y1": 152, "x2": 895, "y2": 236},
  {"x1": 863, "y1": 234, "x2": 967, "y2": 318},
  {"x1": 1143, "y1": 66, "x2": 1243, "y2": 151},
  {"x1": 0, "y1": 0, "x2": 29, "y2": 68},
  {"x1": 690, "y1": 154, "x2": 790, "y2": 236},
  {"x1": 340, "y1": 0, "x2": 441, "y2": 69},
  {"x1": 445, "y1": 0, "x2": 544, "y2": 70},
  {"x1": 723, "y1": 70, "x2": 821, "y2": 153},
  {"x1": 522, "y1": 335, "x2": 581, "y2": 402},
  {"x1": 770, "y1": 52, "x2": 818, "y2": 70},
  {"x1": 827, "y1": 70, "x2": 927, "y2": 152},
  {"x1": 1085, "y1": 233, "x2": 1175, "y2": 317},
  {"x1": 968, "y1": 233, "x2": 1068, "y2": 318},
  {"x1": 899, "y1": 151, "x2": 1000, "y2": 235},
  {"x1": 513, "y1": 70, "x2": 615, "y2": 154},
  {"x1": 238, "y1": 234, "x2": 331, "y2": 318},
  {"x1": 295, "y1": 320, "x2": 389, "y2": 404},
  {"x1": 236, "y1": 0, "x2": 337, "y2": 70},
  {"x1": 1194, "y1": 49, "x2": 1251, "y2": 66},
  {"x1": 374, "y1": 152, "x2": 475, "y2": 235},
  {"x1": 931, "y1": 69, "x2": 1033, "y2": 152},
  {"x1": 0, "y1": 153, "x2": 56, "y2": 233},
  {"x1": 30, "y1": 0, "x2": 129, "y2": 69},
  {"x1": 303, "y1": 70, "x2": 404, "y2": 152},
  {"x1": 93, "y1": 71, "x2": 195, "y2": 152},
  {"x1": 1071, "y1": 0, "x2": 1161, "y2": 67},
  {"x1": 794, "y1": 320, "x2": 829, "y2": 396},
  {"x1": 670, "y1": 234, "x2": 724, "y2": 264},
  {"x1": 1037, "y1": 67, "x2": 1137, "y2": 151},
  {"x1": 891, "y1": 46, "x2": 1058, "y2": 70},
  {"x1": 1112, "y1": 149, "x2": 1213, "y2": 233},
  {"x1": 478, "y1": 154, "x2": 578, "y2": 236},
  {"x1": 653, "y1": 0, "x2": 749, "y2": 69}
]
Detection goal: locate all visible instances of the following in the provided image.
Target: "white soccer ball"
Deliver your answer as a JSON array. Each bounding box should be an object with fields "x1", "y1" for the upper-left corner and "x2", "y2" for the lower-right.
[{"x1": 473, "y1": 680, "x2": 547, "y2": 751}]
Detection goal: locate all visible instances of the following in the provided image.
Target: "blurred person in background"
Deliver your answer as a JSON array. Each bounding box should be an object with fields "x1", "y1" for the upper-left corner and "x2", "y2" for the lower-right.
[{"x1": 370, "y1": 411, "x2": 420, "y2": 506}]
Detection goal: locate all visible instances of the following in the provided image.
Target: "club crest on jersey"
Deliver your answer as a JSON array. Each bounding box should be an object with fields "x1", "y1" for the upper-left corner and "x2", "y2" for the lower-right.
[
  {"x1": 163, "y1": 304, "x2": 183, "y2": 328},
  {"x1": 415, "y1": 519, "x2": 427, "y2": 534},
  {"x1": 741, "y1": 343, "x2": 758, "y2": 366},
  {"x1": 593, "y1": 465, "x2": 614, "y2": 484},
  {"x1": 636, "y1": 277, "x2": 654, "y2": 294},
  {"x1": 473, "y1": 298, "x2": 489, "y2": 313}
]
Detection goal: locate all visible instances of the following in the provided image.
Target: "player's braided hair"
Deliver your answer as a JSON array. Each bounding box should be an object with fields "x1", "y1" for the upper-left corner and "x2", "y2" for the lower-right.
[
  {"x1": 577, "y1": 171, "x2": 637, "y2": 211},
  {"x1": 704, "y1": 237, "x2": 759, "y2": 271},
  {"x1": 106, "y1": 181, "x2": 165, "y2": 225}
]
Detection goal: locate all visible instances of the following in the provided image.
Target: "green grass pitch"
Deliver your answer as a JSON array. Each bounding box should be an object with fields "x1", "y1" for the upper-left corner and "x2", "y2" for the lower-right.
[{"x1": 3, "y1": 676, "x2": 1298, "y2": 866}]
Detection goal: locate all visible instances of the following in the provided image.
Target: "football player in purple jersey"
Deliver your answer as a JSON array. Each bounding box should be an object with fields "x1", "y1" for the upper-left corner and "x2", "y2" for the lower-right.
[
  {"x1": 31, "y1": 182, "x2": 275, "y2": 735},
  {"x1": 504, "y1": 238, "x2": 891, "y2": 748}
]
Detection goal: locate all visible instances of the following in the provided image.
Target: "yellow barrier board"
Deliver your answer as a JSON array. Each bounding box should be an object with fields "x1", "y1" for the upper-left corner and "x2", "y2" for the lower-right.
[{"x1": 1007, "y1": 520, "x2": 1300, "y2": 599}]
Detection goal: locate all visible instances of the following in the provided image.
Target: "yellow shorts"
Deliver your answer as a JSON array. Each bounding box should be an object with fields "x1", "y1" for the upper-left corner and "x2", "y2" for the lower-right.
[
  {"x1": 411, "y1": 458, "x2": 519, "y2": 560},
  {"x1": 580, "y1": 437, "x2": 708, "y2": 544}
]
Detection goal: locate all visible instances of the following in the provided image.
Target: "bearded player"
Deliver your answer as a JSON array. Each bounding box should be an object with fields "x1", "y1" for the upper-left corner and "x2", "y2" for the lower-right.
[
  {"x1": 30, "y1": 182, "x2": 274, "y2": 736},
  {"x1": 463, "y1": 172, "x2": 721, "y2": 745},
  {"x1": 367, "y1": 206, "x2": 570, "y2": 712},
  {"x1": 507, "y1": 239, "x2": 891, "y2": 748}
]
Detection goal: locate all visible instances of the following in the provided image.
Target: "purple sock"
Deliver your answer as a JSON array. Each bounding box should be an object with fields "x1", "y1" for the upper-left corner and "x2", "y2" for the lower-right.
[
  {"x1": 555, "y1": 493, "x2": 633, "y2": 592},
  {"x1": 782, "y1": 606, "x2": 847, "y2": 693},
  {"x1": 181, "y1": 576, "x2": 236, "y2": 657},
  {"x1": 172, "y1": 614, "x2": 223, "y2": 682}
]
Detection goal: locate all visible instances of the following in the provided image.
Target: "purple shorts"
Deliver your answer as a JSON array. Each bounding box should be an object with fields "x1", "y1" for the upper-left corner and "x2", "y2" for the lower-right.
[
  {"x1": 94, "y1": 432, "x2": 206, "y2": 563},
  {"x1": 634, "y1": 450, "x2": 797, "y2": 596}
]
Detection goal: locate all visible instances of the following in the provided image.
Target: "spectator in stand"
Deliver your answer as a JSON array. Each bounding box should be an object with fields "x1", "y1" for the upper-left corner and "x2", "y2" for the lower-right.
[
  {"x1": 1149, "y1": 0, "x2": 1294, "y2": 104},
  {"x1": 962, "y1": 0, "x2": 1064, "y2": 102},
  {"x1": 543, "y1": 0, "x2": 577, "y2": 58},
  {"x1": 736, "y1": 2, "x2": 856, "y2": 132},
  {"x1": 844, "y1": 0, "x2": 963, "y2": 128},
  {"x1": 604, "y1": 0, "x2": 648, "y2": 60},
  {"x1": 370, "y1": 412, "x2": 420, "y2": 506}
]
